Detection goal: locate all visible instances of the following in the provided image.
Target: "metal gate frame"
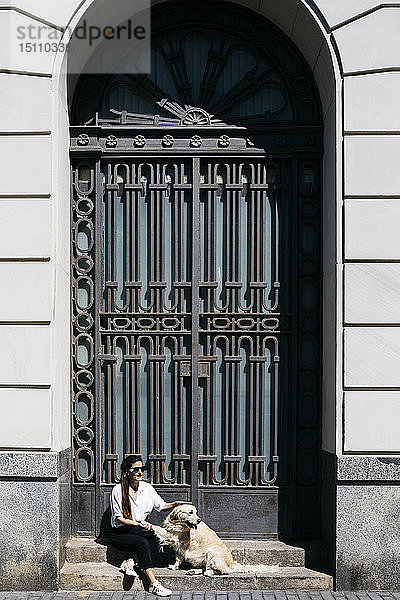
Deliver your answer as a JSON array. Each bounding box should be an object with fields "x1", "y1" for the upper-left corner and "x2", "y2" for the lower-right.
[{"x1": 70, "y1": 101, "x2": 320, "y2": 539}]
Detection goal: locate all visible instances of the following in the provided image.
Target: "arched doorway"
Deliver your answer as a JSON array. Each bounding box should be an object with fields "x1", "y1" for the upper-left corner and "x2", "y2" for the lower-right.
[{"x1": 69, "y1": 0, "x2": 323, "y2": 543}]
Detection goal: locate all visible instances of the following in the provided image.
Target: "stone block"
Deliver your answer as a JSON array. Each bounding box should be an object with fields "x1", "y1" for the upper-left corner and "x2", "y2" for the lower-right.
[
  {"x1": 0, "y1": 262, "x2": 52, "y2": 321},
  {"x1": 0, "y1": 449, "x2": 69, "y2": 478},
  {"x1": 65, "y1": 537, "x2": 305, "y2": 567},
  {"x1": 345, "y1": 136, "x2": 400, "y2": 196},
  {"x1": 337, "y1": 455, "x2": 400, "y2": 481},
  {"x1": 0, "y1": 0, "x2": 82, "y2": 28},
  {"x1": 321, "y1": 99, "x2": 338, "y2": 454},
  {"x1": 227, "y1": 540, "x2": 304, "y2": 567},
  {"x1": 314, "y1": 0, "x2": 383, "y2": 29},
  {"x1": 336, "y1": 485, "x2": 400, "y2": 589},
  {"x1": 0, "y1": 74, "x2": 51, "y2": 132},
  {"x1": 0, "y1": 0, "x2": 152, "y2": 33},
  {"x1": 259, "y1": 0, "x2": 299, "y2": 38},
  {"x1": 321, "y1": 451, "x2": 337, "y2": 576},
  {"x1": 59, "y1": 467, "x2": 72, "y2": 566},
  {"x1": 345, "y1": 263, "x2": 400, "y2": 323},
  {"x1": 198, "y1": 487, "x2": 278, "y2": 538},
  {"x1": 0, "y1": 136, "x2": 51, "y2": 195},
  {"x1": 322, "y1": 266, "x2": 337, "y2": 454},
  {"x1": 0, "y1": 326, "x2": 51, "y2": 385},
  {"x1": 0, "y1": 200, "x2": 51, "y2": 258},
  {"x1": 334, "y1": 8, "x2": 400, "y2": 74},
  {"x1": 313, "y1": 41, "x2": 335, "y2": 116},
  {"x1": 0, "y1": 449, "x2": 71, "y2": 590},
  {"x1": 345, "y1": 72, "x2": 400, "y2": 132},
  {"x1": 60, "y1": 561, "x2": 146, "y2": 592},
  {"x1": 345, "y1": 327, "x2": 400, "y2": 387},
  {"x1": 345, "y1": 199, "x2": 400, "y2": 259},
  {"x1": 290, "y1": 3, "x2": 323, "y2": 69},
  {"x1": 0, "y1": 388, "x2": 51, "y2": 449},
  {"x1": 0, "y1": 480, "x2": 59, "y2": 590},
  {"x1": 0, "y1": 11, "x2": 58, "y2": 74},
  {"x1": 344, "y1": 391, "x2": 400, "y2": 452},
  {"x1": 60, "y1": 562, "x2": 332, "y2": 591}
]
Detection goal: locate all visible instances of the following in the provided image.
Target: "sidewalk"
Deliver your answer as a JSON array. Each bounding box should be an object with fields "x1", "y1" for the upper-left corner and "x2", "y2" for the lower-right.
[{"x1": 0, "y1": 593, "x2": 399, "y2": 600}]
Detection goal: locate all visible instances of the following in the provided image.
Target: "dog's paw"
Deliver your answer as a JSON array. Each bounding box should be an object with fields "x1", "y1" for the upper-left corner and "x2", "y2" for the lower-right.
[
  {"x1": 168, "y1": 563, "x2": 179, "y2": 570},
  {"x1": 203, "y1": 569, "x2": 222, "y2": 577}
]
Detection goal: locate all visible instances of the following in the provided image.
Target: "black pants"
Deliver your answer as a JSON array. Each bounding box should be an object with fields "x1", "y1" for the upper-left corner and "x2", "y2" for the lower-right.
[{"x1": 110, "y1": 525, "x2": 160, "y2": 570}]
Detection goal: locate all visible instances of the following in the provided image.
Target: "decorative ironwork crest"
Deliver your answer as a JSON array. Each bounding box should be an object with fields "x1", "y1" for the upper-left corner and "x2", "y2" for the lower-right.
[{"x1": 85, "y1": 98, "x2": 230, "y2": 128}]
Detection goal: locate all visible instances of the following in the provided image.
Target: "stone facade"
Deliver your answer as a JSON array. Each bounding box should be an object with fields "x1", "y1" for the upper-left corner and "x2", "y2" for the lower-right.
[
  {"x1": 1, "y1": 0, "x2": 400, "y2": 590},
  {"x1": 0, "y1": 451, "x2": 71, "y2": 590}
]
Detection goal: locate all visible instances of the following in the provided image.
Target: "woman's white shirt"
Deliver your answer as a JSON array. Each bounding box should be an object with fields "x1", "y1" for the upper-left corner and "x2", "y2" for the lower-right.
[{"x1": 110, "y1": 481, "x2": 166, "y2": 528}]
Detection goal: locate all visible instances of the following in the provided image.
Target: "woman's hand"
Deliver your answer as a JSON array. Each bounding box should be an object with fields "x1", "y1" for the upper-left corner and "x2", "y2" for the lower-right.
[{"x1": 139, "y1": 521, "x2": 153, "y2": 530}]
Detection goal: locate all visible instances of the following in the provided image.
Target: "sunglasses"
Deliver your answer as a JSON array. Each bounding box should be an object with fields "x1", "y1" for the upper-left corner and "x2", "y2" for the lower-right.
[{"x1": 129, "y1": 466, "x2": 144, "y2": 473}]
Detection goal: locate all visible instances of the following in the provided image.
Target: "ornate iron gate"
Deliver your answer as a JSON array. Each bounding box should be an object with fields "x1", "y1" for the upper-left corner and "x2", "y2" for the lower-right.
[{"x1": 71, "y1": 102, "x2": 283, "y2": 538}]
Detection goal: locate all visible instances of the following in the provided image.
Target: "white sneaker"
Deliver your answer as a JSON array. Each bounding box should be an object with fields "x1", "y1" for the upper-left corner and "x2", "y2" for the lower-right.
[
  {"x1": 149, "y1": 579, "x2": 172, "y2": 597},
  {"x1": 120, "y1": 558, "x2": 137, "y2": 577}
]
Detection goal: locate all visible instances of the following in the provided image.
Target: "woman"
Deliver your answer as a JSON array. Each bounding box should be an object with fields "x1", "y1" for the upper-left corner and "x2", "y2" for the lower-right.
[{"x1": 110, "y1": 454, "x2": 187, "y2": 597}]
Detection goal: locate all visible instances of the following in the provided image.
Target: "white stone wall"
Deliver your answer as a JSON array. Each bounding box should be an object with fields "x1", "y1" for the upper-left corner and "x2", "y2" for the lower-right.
[
  {"x1": 255, "y1": 0, "x2": 400, "y2": 456},
  {"x1": 0, "y1": 1, "x2": 82, "y2": 452},
  {"x1": 336, "y1": 4, "x2": 400, "y2": 455},
  {"x1": 1, "y1": 0, "x2": 400, "y2": 459}
]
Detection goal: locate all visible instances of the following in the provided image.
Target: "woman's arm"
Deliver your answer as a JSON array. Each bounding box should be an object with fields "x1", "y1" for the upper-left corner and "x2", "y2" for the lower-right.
[{"x1": 117, "y1": 516, "x2": 152, "y2": 529}]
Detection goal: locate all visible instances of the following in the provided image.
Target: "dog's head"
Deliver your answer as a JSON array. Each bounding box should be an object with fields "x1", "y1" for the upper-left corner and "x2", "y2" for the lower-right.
[{"x1": 164, "y1": 504, "x2": 202, "y2": 532}]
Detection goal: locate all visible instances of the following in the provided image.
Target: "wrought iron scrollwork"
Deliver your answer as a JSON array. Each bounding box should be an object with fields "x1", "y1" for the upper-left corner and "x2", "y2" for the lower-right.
[
  {"x1": 71, "y1": 3, "x2": 321, "y2": 135},
  {"x1": 71, "y1": 147, "x2": 281, "y2": 488},
  {"x1": 72, "y1": 164, "x2": 96, "y2": 484}
]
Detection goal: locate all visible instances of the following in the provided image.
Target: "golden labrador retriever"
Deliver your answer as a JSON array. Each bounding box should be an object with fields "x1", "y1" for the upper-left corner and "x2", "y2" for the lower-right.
[{"x1": 153, "y1": 504, "x2": 234, "y2": 576}]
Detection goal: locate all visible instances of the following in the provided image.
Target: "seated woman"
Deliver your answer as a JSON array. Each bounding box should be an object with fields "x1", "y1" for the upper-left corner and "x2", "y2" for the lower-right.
[{"x1": 110, "y1": 454, "x2": 187, "y2": 597}]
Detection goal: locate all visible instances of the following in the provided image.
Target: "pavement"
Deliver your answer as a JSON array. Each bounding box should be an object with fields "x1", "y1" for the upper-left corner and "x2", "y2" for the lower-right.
[{"x1": 0, "y1": 593, "x2": 400, "y2": 600}]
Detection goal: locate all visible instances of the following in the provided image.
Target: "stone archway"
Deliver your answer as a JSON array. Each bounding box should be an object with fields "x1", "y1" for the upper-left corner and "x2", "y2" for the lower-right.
[{"x1": 68, "y1": 0, "x2": 330, "y2": 544}]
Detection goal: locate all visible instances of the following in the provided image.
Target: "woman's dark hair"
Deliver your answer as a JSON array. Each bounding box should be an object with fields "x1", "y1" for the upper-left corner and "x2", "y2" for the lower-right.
[{"x1": 120, "y1": 454, "x2": 142, "y2": 519}]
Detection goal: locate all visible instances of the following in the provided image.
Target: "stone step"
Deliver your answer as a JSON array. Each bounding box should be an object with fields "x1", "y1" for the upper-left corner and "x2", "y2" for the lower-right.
[
  {"x1": 60, "y1": 562, "x2": 333, "y2": 591},
  {"x1": 65, "y1": 537, "x2": 305, "y2": 567}
]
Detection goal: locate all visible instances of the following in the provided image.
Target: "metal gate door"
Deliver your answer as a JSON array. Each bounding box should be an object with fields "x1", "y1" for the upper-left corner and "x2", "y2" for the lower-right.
[{"x1": 71, "y1": 104, "x2": 280, "y2": 538}]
